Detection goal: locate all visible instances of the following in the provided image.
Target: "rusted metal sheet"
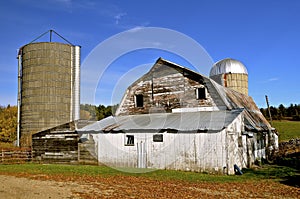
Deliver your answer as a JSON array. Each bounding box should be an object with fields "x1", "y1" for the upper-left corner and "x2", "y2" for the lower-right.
[{"x1": 224, "y1": 88, "x2": 272, "y2": 131}]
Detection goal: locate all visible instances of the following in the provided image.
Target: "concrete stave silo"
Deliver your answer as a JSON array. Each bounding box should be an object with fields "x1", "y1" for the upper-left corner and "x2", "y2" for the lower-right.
[{"x1": 18, "y1": 39, "x2": 80, "y2": 147}]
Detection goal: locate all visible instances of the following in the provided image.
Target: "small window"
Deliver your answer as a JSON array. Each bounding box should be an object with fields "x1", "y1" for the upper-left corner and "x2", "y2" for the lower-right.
[
  {"x1": 196, "y1": 87, "x2": 206, "y2": 99},
  {"x1": 153, "y1": 134, "x2": 163, "y2": 142},
  {"x1": 125, "y1": 135, "x2": 134, "y2": 146},
  {"x1": 238, "y1": 136, "x2": 243, "y2": 147},
  {"x1": 135, "y1": 94, "x2": 143, "y2": 107}
]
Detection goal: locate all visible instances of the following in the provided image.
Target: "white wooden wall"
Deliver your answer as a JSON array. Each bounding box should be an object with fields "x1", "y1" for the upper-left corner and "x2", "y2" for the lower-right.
[
  {"x1": 95, "y1": 129, "x2": 229, "y2": 174},
  {"x1": 82, "y1": 113, "x2": 270, "y2": 174}
]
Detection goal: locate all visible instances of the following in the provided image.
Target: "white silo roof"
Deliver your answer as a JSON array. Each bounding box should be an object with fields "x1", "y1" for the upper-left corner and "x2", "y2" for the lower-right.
[{"x1": 210, "y1": 58, "x2": 248, "y2": 77}]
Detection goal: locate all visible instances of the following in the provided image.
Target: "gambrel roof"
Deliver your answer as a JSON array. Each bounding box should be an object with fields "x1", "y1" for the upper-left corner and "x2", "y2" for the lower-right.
[
  {"x1": 154, "y1": 58, "x2": 272, "y2": 132},
  {"x1": 79, "y1": 58, "x2": 272, "y2": 133}
]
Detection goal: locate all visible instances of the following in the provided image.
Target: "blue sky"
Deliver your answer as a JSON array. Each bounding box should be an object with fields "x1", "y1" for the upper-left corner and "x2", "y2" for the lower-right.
[{"x1": 0, "y1": 0, "x2": 300, "y2": 108}]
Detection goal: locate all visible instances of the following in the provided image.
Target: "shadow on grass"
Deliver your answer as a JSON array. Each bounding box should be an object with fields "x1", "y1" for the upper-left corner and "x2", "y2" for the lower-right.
[
  {"x1": 242, "y1": 164, "x2": 300, "y2": 188},
  {"x1": 275, "y1": 155, "x2": 300, "y2": 188},
  {"x1": 280, "y1": 174, "x2": 300, "y2": 188}
]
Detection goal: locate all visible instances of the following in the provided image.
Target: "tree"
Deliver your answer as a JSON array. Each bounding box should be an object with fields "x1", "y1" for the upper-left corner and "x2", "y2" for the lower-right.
[
  {"x1": 260, "y1": 103, "x2": 300, "y2": 121},
  {"x1": 80, "y1": 104, "x2": 97, "y2": 120},
  {"x1": 269, "y1": 106, "x2": 278, "y2": 119},
  {"x1": 95, "y1": 105, "x2": 114, "y2": 120},
  {"x1": 0, "y1": 105, "x2": 17, "y2": 143},
  {"x1": 80, "y1": 104, "x2": 118, "y2": 121},
  {"x1": 286, "y1": 104, "x2": 294, "y2": 117},
  {"x1": 278, "y1": 104, "x2": 286, "y2": 117}
]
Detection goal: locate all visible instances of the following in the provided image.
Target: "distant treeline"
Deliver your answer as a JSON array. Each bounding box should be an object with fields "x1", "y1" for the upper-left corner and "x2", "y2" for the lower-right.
[
  {"x1": 1, "y1": 103, "x2": 298, "y2": 145},
  {"x1": 80, "y1": 104, "x2": 118, "y2": 121},
  {"x1": 260, "y1": 104, "x2": 300, "y2": 121}
]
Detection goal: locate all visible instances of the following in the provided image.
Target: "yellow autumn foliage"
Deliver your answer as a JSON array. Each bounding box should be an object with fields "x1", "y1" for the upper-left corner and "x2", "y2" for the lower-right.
[{"x1": 0, "y1": 105, "x2": 17, "y2": 143}]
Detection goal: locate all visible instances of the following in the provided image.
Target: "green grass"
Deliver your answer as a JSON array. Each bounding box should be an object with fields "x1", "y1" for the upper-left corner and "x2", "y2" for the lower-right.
[
  {"x1": 272, "y1": 120, "x2": 300, "y2": 141},
  {"x1": 0, "y1": 163, "x2": 297, "y2": 183},
  {"x1": 0, "y1": 163, "x2": 121, "y2": 177}
]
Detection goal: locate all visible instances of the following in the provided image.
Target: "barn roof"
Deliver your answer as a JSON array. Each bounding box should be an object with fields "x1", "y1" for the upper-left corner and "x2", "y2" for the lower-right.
[
  {"x1": 79, "y1": 58, "x2": 272, "y2": 133},
  {"x1": 78, "y1": 110, "x2": 243, "y2": 133},
  {"x1": 155, "y1": 58, "x2": 272, "y2": 132}
]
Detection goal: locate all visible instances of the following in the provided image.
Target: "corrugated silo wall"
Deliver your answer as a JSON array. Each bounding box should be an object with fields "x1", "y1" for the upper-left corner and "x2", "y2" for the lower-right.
[
  {"x1": 210, "y1": 74, "x2": 248, "y2": 95},
  {"x1": 20, "y1": 42, "x2": 80, "y2": 147}
]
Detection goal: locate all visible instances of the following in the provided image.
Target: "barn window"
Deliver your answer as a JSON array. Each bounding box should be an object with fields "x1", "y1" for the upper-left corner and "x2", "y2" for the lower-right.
[
  {"x1": 153, "y1": 134, "x2": 163, "y2": 142},
  {"x1": 196, "y1": 87, "x2": 206, "y2": 99},
  {"x1": 135, "y1": 94, "x2": 143, "y2": 107},
  {"x1": 125, "y1": 135, "x2": 134, "y2": 146},
  {"x1": 238, "y1": 136, "x2": 243, "y2": 147}
]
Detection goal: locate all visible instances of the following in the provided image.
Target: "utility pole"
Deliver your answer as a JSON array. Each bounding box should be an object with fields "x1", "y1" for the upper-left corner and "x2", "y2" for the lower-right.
[{"x1": 265, "y1": 95, "x2": 273, "y2": 126}]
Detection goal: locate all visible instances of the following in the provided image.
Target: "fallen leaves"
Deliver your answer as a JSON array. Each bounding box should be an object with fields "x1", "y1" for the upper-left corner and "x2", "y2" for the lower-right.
[{"x1": 0, "y1": 172, "x2": 299, "y2": 199}]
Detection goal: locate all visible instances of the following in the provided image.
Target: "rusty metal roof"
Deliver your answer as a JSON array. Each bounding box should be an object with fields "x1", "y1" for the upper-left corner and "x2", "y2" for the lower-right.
[
  {"x1": 79, "y1": 110, "x2": 243, "y2": 133},
  {"x1": 224, "y1": 88, "x2": 271, "y2": 131}
]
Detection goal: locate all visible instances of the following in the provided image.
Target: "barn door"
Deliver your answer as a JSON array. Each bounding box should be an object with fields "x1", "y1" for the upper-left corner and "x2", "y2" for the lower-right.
[{"x1": 137, "y1": 141, "x2": 147, "y2": 168}]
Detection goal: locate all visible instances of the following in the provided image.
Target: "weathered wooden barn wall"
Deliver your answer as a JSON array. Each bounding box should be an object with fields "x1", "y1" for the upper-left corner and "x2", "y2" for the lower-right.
[
  {"x1": 93, "y1": 112, "x2": 265, "y2": 174},
  {"x1": 0, "y1": 148, "x2": 32, "y2": 164},
  {"x1": 117, "y1": 62, "x2": 219, "y2": 115},
  {"x1": 226, "y1": 114, "x2": 247, "y2": 174},
  {"x1": 79, "y1": 58, "x2": 277, "y2": 174},
  {"x1": 78, "y1": 135, "x2": 98, "y2": 165},
  {"x1": 95, "y1": 131, "x2": 227, "y2": 173},
  {"x1": 225, "y1": 114, "x2": 268, "y2": 173},
  {"x1": 32, "y1": 122, "x2": 78, "y2": 163}
]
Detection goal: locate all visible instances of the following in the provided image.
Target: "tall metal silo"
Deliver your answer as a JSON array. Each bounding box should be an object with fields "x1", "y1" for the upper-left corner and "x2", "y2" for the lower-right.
[
  {"x1": 209, "y1": 58, "x2": 248, "y2": 95},
  {"x1": 17, "y1": 30, "x2": 80, "y2": 147}
]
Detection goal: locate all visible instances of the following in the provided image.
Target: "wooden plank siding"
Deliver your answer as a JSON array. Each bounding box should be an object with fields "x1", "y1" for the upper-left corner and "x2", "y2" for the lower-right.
[
  {"x1": 0, "y1": 148, "x2": 32, "y2": 164},
  {"x1": 32, "y1": 122, "x2": 79, "y2": 163},
  {"x1": 116, "y1": 62, "x2": 217, "y2": 116}
]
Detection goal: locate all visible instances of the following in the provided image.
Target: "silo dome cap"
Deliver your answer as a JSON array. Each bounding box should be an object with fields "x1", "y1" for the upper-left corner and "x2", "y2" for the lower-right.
[{"x1": 210, "y1": 58, "x2": 248, "y2": 77}]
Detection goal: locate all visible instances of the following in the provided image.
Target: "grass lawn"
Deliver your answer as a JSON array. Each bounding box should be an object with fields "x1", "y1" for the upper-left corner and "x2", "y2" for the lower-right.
[
  {"x1": 0, "y1": 163, "x2": 299, "y2": 198},
  {"x1": 0, "y1": 163, "x2": 297, "y2": 183},
  {"x1": 272, "y1": 120, "x2": 300, "y2": 141}
]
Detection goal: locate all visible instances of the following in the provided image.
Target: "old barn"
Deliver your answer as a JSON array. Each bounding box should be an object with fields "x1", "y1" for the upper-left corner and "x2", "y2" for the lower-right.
[{"x1": 78, "y1": 58, "x2": 278, "y2": 174}]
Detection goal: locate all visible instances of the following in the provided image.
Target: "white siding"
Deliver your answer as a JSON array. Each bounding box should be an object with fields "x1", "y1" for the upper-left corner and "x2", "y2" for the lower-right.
[
  {"x1": 95, "y1": 130, "x2": 227, "y2": 174},
  {"x1": 78, "y1": 111, "x2": 270, "y2": 175},
  {"x1": 225, "y1": 113, "x2": 244, "y2": 174}
]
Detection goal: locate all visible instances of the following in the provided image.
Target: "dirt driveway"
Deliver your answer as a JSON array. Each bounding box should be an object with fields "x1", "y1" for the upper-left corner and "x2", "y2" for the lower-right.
[
  {"x1": 0, "y1": 175, "x2": 86, "y2": 199},
  {"x1": 0, "y1": 173, "x2": 299, "y2": 199}
]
